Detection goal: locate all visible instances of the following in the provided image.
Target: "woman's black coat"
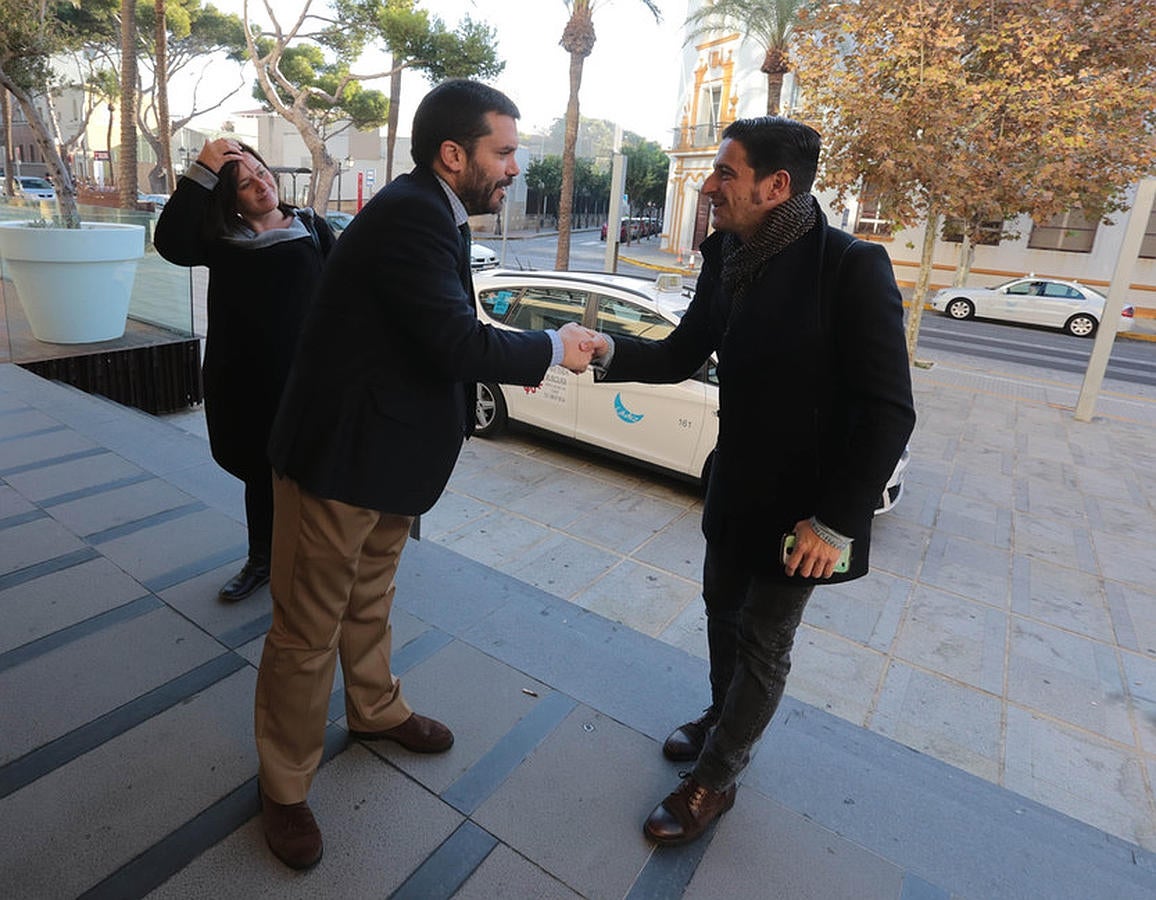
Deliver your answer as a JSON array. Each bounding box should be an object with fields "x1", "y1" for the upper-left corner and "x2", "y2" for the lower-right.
[{"x1": 154, "y1": 175, "x2": 334, "y2": 482}]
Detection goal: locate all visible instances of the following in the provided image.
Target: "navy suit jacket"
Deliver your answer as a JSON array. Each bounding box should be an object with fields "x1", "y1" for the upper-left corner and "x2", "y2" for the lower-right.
[{"x1": 269, "y1": 167, "x2": 552, "y2": 514}]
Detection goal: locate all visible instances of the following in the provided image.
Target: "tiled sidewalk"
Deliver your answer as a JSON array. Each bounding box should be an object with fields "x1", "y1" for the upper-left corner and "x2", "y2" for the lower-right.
[{"x1": 2, "y1": 358, "x2": 1156, "y2": 898}]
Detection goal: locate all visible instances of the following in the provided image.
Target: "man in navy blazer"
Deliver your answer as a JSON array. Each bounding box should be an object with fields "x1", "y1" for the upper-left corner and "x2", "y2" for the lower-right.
[
  {"x1": 256, "y1": 80, "x2": 599, "y2": 869},
  {"x1": 591, "y1": 116, "x2": 916, "y2": 845}
]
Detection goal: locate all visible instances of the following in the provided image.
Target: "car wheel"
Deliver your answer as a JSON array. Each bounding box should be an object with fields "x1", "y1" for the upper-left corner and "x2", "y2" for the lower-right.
[
  {"x1": 945, "y1": 298, "x2": 975, "y2": 320},
  {"x1": 475, "y1": 382, "x2": 508, "y2": 437},
  {"x1": 1065, "y1": 313, "x2": 1098, "y2": 337}
]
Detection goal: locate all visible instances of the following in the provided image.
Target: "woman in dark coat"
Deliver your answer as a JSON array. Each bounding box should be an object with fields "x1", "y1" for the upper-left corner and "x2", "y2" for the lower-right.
[{"x1": 155, "y1": 138, "x2": 335, "y2": 601}]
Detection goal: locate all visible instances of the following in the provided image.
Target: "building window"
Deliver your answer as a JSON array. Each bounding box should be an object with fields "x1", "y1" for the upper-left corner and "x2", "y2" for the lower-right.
[
  {"x1": 853, "y1": 184, "x2": 892, "y2": 237},
  {"x1": 1139, "y1": 202, "x2": 1156, "y2": 259},
  {"x1": 693, "y1": 84, "x2": 723, "y2": 148},
  {"x1": 942, "y1": 218, "x2": 1003, "y2": 246},
  {"x1": 1027, "y1": 208, "x2": 1098, "y2": 253}
]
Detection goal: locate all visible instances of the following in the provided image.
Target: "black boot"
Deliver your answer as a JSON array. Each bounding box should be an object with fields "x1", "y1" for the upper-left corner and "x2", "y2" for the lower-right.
[{"x1": 218, "y1": 558, "x2": 270, "y2": 602}]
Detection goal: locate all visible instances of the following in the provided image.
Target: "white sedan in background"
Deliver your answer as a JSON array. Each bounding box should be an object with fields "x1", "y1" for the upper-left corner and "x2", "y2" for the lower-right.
[
  {"x1": 930, "y1": 276, "x2": 1133, "y2": 337},
  {"x1": 474, "y1": 269, "x2": 907, "y2": 513},
  {"x1": 470, "y1": 242, "x2": 500, "y2": 271}
]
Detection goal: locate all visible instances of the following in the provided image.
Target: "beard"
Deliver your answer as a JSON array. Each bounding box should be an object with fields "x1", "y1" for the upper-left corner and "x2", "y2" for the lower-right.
[{"x1": 458, "y1": 160, "x2": 510, "y2": 215}]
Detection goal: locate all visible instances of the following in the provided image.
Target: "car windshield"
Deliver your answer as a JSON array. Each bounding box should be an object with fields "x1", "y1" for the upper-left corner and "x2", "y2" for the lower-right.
[{"x1": 21, "y1": 178, "x2": 52, "y2": 189}]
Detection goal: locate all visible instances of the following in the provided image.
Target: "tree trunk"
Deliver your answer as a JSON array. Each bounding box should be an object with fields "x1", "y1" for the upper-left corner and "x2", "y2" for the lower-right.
[
  {"x1": 385, "y1": 55, "x2": 401, "y2": 182},
  {"x1": 118, "y1": 0, "x2": 139, "y2": 209},
  {"x1": 106, "y1": 105, "x2": 115, "y2": 186},
  {"x1": 954, "y1": 234, "x2": 976, "y2": 286},
  {"x1": 154, "y1": 0, "x2": 175, "y2": 192},
  {"x1": 766, "y1": 72, "x2": 785, "y2": 116},
  {"x1": 905, "y1": 207, "x2": 939, "y2": 364},
  {"x1": 1, "y1": 90, "x2": 14, "y2": 197},
  {"x1": 554, "y1": 50, "x2": 584, "y2": 270}
]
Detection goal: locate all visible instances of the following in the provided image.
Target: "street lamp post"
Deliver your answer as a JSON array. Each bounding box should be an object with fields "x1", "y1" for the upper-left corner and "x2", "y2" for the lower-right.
[{"x1": 335, "y1": 155, "x2": 353, "y2": 211}]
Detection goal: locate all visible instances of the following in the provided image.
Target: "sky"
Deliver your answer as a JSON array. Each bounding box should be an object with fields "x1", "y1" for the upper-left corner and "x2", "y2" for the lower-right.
[{"x1": 180, "y1": 0, "x2": 691, "y2": 144}]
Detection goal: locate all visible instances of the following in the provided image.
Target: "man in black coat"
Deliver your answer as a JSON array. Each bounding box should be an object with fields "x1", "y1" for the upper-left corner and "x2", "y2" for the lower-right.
[
  {"x1": 255, "y1": 80, "x2": 599, "y2": 869},
  {"x1": 591, "y1": 116, "x2": 916, "y2": 844}
]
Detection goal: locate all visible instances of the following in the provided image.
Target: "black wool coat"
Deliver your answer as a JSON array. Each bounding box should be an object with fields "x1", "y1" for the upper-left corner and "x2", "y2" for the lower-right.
[
  {"x1": 268, "y1": 167, "x2": 554, "y2": 514},
  {"x1": 154, "y1": 176, "x2": 333, "y2": 483},
  {"x1": 601, "y1": 211, "x2": 916, "y2": 582}
]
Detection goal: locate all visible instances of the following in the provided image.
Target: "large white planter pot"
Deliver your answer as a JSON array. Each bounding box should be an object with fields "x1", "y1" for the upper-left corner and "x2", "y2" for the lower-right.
[{"x1": 0, "y1": 221, "x2": 145, "y2": 344}]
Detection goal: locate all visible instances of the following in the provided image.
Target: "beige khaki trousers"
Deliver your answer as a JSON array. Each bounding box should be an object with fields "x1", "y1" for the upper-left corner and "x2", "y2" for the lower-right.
[{"x1": 255, "y1": 474, "x2": 414, "y2": 804}]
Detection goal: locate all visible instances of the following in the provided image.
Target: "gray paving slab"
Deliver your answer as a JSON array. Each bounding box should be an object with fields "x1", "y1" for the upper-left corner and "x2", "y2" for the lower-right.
[
  {"x1": 2, "y1": 450, "x2": 147, "y2": 502},
  {"x1": 93, "y1": 507, "x2": 247, "y2": 585},
  {"x1": 158, "y1": 560, "x2": 272, "y2": 639},
  {"x1": 359, "y1": 639, "x2": 551, "y2": 794},
  {"x1": 0, "y1": 556, "x2": 146, "y2": 654},
  {"x1": 0, "y1": 604, "x2": 223, "y2": 763},
  {"x1": 1, "y1": 669, "x2": 255, "y2": 900},
  {"x1": 149, "y1": 745, "x2": 463, "y2": 900},
  {"x1": 0, "y1": 426, "x2": 99, "y2": 471},
  {"x1": 687, "y1": 788, "x2": 905, "y2": 900},
  {"x1": 453, "y1": 843, "x2": 583, "y2": 899},
  {"x1": 0, "y1": 516, "x2": 88, "y2": 576},
  {"x1": 473, "y1": 705, "x2": 671, "y2": 899},
  {"x1": 47, "y1": 477, "x2": 197, "y2": 537}
]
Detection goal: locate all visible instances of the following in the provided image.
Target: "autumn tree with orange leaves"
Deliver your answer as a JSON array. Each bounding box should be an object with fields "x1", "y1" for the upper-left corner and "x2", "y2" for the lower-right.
[{"x1": 793, "y1": 0, "x2": 1156, "y2": 362}]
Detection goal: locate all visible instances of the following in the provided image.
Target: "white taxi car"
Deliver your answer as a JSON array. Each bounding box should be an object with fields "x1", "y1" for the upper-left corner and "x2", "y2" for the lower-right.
[
  {"x1": 930, "y1": 276, "x2": 1134, "y2": 337},
  {"x1": 474, "y1": 270, "x2": 907, "y2": 513}
]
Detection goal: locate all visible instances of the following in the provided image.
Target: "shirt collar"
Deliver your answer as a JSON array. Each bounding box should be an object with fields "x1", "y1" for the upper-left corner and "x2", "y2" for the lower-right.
[{"x1": 434, "y1": 174, "x2": 469, "y2": 228}]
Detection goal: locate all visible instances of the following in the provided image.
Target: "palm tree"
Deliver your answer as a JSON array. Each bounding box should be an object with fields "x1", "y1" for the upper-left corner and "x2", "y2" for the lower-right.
[
  {"x1": 685, "y1": 0, "x2": 811, "y2": 116},
  {"x1": 117, "y1": 0, "x2": 139, "y2": 209},
  {"x1": 555, "y1": 0, "x2": 660, "y2": 270}
]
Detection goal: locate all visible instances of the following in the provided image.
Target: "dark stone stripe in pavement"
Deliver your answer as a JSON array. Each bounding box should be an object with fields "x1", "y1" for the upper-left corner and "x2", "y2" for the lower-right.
[
  {"x1": 625, "y1": 836, "x2": 713, "y2": 900},
  {"x1": 327, "y1": 627, "x2": 456, "y2": 722},
  {"x1": 389, "y1": 820, "x2": 498, "y2": 900},
  {"x1": 85, "y1": 501, "x2": 207, "y2": 544},
  {"x1": 0, "y1": 424, "x2": 69, "y2": 444},
  {"x1": 441, "y1": 690, "x2": 577, "y2": 816},
  {"x1": 39, "y1": 472, "x2": 156, "y2": 508},
  {"x1": 0, "y1": 651, "x2": 247, "y2": 800},
  {"x1": 0, "y1": 593, "x2": 158, "y2": 674},
  {"x1": 78, "y1": 724, "x2": 348, "y2": 900},
  {"x1": 0, "y1": 508, "x2": 47, "y2": 530},
  {"x1": 900, "y1": 872, "x2": 951, "y2": 900},
  {"x1": 628, "y1": 836, "x2": 707, "y2": 896},
  {"x1": 0, "y1": 446, "x2": 107, "y2": 477},
  {"x1": 143, "y1": 543, "x2": 248, "y2": 593},
  {"x1": 0, "y1": 546, "x2": 100, "y2": 591},
  {"x1": 219, "y1": 611, "x2": 272, "y2": 650}
]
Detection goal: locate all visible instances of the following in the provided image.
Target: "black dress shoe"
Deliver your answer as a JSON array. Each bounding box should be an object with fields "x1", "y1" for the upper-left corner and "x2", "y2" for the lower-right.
[
  {"x1": 644, "y1": 776, "x2": 737, "y2": 845},
  {"x1": 662, "y1": 708, "x2": 719, "y2": 762},
  {"x1": 218, "y1": 559, "x2": 270, "y2": 602}
]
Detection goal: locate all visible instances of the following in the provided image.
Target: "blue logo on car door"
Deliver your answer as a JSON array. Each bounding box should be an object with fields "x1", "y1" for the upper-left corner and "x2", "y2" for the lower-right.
[{"x1": 614, "y1": 393, "x2": 644, "y2": 423}]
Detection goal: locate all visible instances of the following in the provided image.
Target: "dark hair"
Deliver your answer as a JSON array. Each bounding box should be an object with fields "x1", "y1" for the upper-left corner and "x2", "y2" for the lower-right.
[
  {"x1": 410, "y1": 79, "x2": 520, "y2": 168},
  {"x1": 203, "y1": 142, "x2": 294, "y2": 238},
  {"x1": 721, "y1": 117, "x2": 821, "y2": 195}
]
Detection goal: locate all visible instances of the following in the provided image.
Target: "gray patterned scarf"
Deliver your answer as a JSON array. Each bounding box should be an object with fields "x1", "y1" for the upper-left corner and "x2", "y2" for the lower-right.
[{"x1": 719, "y1": 192, "x2": 818, "y2": 309}]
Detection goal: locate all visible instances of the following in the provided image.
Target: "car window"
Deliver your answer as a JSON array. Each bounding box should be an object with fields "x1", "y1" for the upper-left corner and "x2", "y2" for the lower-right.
[
  {"x1": 479, "y1": 286, "x2": 589, "y2": 331},
  {"x1": 1042, "y1": 282, "x2": 1081, "y2": 299},
  {"x1": 595, "y1": 295, "x2": 676, "y2": 340},
  {"x1": 1005, "y1": 282, "x2": 1033, "y2": 295},
  {"x1": 20, "y1": 178, "x2": 51, "y2": 189}
]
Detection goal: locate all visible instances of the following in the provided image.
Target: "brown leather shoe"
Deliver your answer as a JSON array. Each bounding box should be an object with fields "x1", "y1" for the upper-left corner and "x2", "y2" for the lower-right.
[
  {"x1": 643, "y1": 776, "x2": 737, "y2": 845},
  {"x1": 261, "y1": 791, "x2": 322, "y2": 870},
  {"x1": 348, "y1": 712, "x2": 454, "y2": 753},
  {"x1": 662, "y1": 708, "x2": 719, "y2": 762}
]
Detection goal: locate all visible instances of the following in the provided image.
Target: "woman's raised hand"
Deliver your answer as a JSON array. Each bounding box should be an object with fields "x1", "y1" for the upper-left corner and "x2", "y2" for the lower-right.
[{"x1": 195, "y1": 138, "x2": 246, "y2": 175}]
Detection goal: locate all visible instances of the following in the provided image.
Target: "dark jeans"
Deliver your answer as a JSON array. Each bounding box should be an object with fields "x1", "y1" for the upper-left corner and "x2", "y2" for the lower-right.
[
  {"x1": 692, "y1": 541, "x2": 815, "y2": 792},
  {"x1": 244, "y1": 474, "x2": 274, "y2": 564}
]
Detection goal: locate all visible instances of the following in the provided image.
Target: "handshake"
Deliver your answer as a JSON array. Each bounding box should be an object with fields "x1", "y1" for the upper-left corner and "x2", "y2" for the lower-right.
[{"x1": 558, "y1": 321, "x2": 610, "y2": 374}]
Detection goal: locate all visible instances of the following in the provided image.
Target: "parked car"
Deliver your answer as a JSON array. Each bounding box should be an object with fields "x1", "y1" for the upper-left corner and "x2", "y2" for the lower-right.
[
  {"x1": 470, "y1": 242, "x2": 500, "y2": 271},
  {"x1": 138, "y1": 191, "x2": 169, "y2": 209},
  {"x1": 326, "y1": 210, "x2": 355, "y2": 236},
  {"x1": 473, "y1": 268, "x2": 908, "y2": 512},
  {"x1": 14, "y1": 176, "x2": 55, "y2": 200},
  {"x1": 930, "y1": 276, "x2": 1134, "y2": 337}
]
